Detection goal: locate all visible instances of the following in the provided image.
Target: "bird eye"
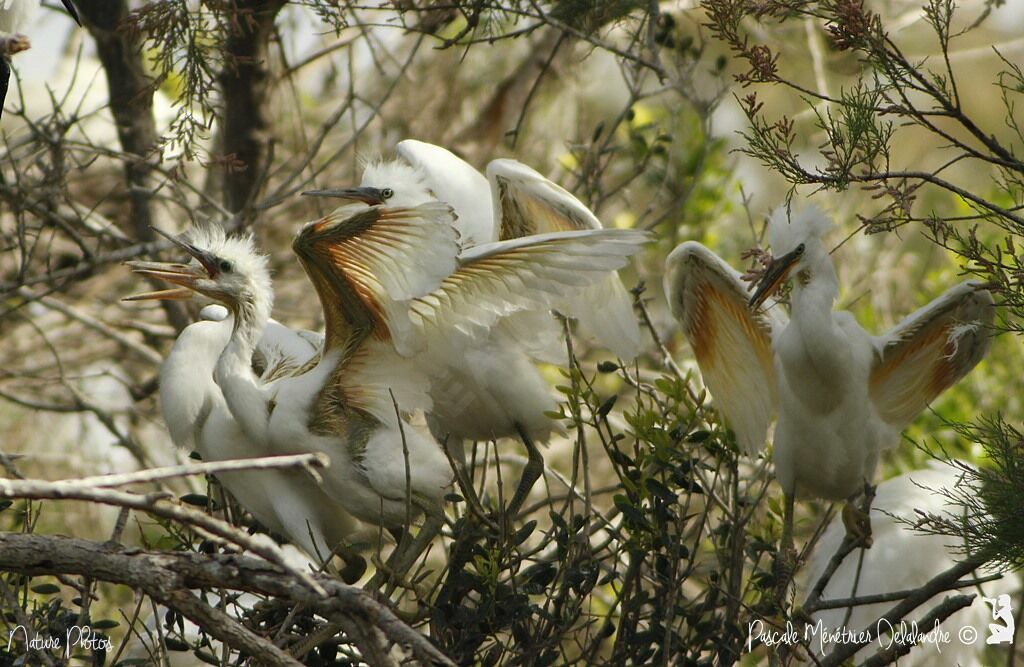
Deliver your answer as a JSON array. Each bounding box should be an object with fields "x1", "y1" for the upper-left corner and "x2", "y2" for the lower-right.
[
  {"x1": 381, "y1": 188, "x2": 394, "y2": 200},
  {"x1": 795, "y1": 243, "x2": 805, "y2": 255},
  {"x1": 219, "y1": 260, "x2": 233, "y2": 273}
]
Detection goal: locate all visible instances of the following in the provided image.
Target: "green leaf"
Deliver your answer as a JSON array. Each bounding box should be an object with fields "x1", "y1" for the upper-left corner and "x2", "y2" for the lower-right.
[
  {"x1": 644, "y1": 478, "x2": 677, "y2": 502},
  {"x1": 513, "y1": 520, "x2": 537, "y2": 546},
  {"x1": 165, "y1": 638, "x2": 190, "y2": 652},
  {"x1": 31, "y1": 583, "x2": 60, "y2": 595},
  {"x1": 179, "y1": 493, "x2": 209, "y2": 508}
]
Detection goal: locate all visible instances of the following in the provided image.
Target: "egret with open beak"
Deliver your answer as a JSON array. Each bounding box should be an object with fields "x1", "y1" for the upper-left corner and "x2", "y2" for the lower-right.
[{"x1": 125, "y1": 226, "x2": 366, "y2": 581}]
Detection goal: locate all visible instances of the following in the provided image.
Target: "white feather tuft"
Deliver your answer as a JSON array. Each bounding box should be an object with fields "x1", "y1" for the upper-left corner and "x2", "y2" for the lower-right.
[{"x1": 766, "y1": 204, "x2": 833, "y2": 254}]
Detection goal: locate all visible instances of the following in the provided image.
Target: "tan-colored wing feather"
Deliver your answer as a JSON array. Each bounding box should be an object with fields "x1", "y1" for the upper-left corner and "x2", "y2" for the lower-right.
[
  {"x1": 293, "y1": 202, "x2": 459, "y2": 353},
  {"x1": 870, "y1": 281, "x2": 993, "y2": 431},
  {"x1": 664, "y1": 242, "x2": 779, "y2": 455},
  {"x1": 487, "y1": 159, "x2": 601, "y2": 240},
  {"x1": 486, "y1": 159, "x2": 642, "y2": 355}
]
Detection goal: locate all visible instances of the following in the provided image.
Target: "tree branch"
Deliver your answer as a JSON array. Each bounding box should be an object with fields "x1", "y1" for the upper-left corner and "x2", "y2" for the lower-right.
[
  {"x1": 217, "y1": 0, "x2": 286, "y2": 216},
  {"x1": 78, "y1": 0, "x2": 190, "y2": 331},
  {"x1": 0, "y1": 533, "x2": 455, "y2": 667}
]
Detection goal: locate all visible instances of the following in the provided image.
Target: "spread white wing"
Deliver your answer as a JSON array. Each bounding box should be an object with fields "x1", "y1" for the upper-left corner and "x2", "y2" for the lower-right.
[
  {"x1": 397, "y1": 228, "x2": 649, "y2": 357},
  {"x1": 486, "y1": 158, "x2": 642, "y2": 358},
  {"x1": 870, "y1": 281, "x2": 994, "y2": 432},
  {"x1": 664, "y1": 242, "x2": 781, "y2": 455},
  {"x1": 396, "y1": 139, "x2": 497, "y2": 246}
]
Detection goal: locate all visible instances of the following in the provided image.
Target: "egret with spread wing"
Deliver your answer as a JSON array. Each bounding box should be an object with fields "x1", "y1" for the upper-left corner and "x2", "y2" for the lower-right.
[
  {"x1": 664, "y1": 205, "x2": 993, "y2": 602},
  {"x1": 395, "y1": 139, "x2": 642, "y2": 358},
  {"x1": 304, "y1": 154, "x2": 649, "y2": 520},
  {"x1": 129, "y1": 214, "x2": 454, "y2": 537}
]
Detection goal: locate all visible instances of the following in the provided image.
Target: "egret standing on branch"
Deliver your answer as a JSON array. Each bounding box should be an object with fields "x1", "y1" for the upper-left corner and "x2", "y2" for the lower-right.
[
  {"x1": 130, "y1": 196, "x2": 644, "y2": 578},
  {"x1": 664, "y1": 205, "x2": 993, "y2": 603},
  {"x1": 303, "y1": 146, "x2": 649, "y2": 520},
  {"x1": 129, "y1": 215, "x2": 455, "y2": 557}
]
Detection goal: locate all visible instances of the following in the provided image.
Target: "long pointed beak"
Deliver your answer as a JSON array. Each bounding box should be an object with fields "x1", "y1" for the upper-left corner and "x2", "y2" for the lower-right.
[
  {"x1": 122, "y1": 260, "x2": 205, "y2": 302},
  {"x1": 302, "y1": 187, "x2": 387, "y2": 206},
  {"x1": 150, "y1": 227, "x2": 220, "y2": 277},
  {"x1": 749, "y1": 246, "x2": 803, "y2": 310}
]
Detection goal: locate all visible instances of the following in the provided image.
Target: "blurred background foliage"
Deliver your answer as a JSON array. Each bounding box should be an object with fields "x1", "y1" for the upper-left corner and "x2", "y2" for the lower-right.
[{"x1": 0, "y1": 0, "x2": 1021, "y2": 665}]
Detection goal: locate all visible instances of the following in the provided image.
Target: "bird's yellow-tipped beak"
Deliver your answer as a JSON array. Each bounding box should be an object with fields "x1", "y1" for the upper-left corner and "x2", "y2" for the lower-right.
[
  {"x1": 749, "y1": 245, "x2": 804, "y2": 310},
  {"x1": 122, "y1": 260, "x2": 204, "y2": 301}
]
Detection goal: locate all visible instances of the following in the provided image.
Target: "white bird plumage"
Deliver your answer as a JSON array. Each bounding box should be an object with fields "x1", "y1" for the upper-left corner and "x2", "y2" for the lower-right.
[
  {"x1": 131, "y1": 218, "x2": 452, "y2": 531},
  {"x1": 127, "y1": 295, "x2": 361, "y2": 571},
  {"x1": 304, "y1": 147, "x2": 649, "y2": 515},
  {"x1": 665, "y1": 205, "x2": 993, "y2": 498},
  {"x1": 396, "y1": 139, "x2": 643, "y2": 359}
]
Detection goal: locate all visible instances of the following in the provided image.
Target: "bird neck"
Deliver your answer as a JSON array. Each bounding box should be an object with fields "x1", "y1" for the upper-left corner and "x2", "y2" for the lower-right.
[
  {"x1": 786, "y1": 260, "x2": 851, "y2": 394},
  {"x1": 791, "y1": 247, "x2": 838, "y2": 314},
  {"x1": 214, "y1": 291, "x2": 273, "y2": 440},
  {"x1": 227, "y1": 290, "x2": 272, "y2": 364},
  {"x1": 159, "y1": 320, "x2": 230, "y2": 449}
]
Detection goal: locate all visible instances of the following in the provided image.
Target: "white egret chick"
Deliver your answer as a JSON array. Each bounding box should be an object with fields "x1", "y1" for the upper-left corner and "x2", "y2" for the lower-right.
[
  {"x1": 304, "y1": 160, "x2": 649, "y2": 519},
  {"x1": 664, "y1": 205, "x2": 993, "y2": 597},
  {"x1": 126, "y1": 233, "x2": 365, "y2": 578},
  {"x1": 130, "y1": 220, "x2": 454, "y2": 537},
  {"x1": 804, "y1": 462, "x2": 1019, "y2": 666}
]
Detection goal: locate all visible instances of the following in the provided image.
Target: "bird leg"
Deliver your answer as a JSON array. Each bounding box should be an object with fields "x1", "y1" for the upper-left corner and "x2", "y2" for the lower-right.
[
  {"x1": 368, "y1": 513, "x2": 444, "y2": 593},
  {"x1": 773, "y1": 492, "x2": 797, "y2": 612},
  {"x1": 504, "y1": 423, "x2": 544, "y2": 525},
  {"x1": 767, "y1": 493, "x2": 798, "y2": 666},
  {"x1": 444, "y1": 440, "x2": 500, "y2": 533}
]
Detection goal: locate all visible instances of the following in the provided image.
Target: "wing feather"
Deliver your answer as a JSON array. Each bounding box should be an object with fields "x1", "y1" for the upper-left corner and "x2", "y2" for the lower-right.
[
  {"x1": 396, "y1": 140, "x2": 497, "y2": 246},
  {"x1": 391, "y1": 229, "x2": 650, "y2": 356},
  {"x1": 869, "y1": 281, "x2": 994, "y2": 431},
  {"x1": 292, "y1": 202, "x2": 459, "y2": 351},
  {"x1": 487, "y1": 158, "x2": 600, "y2": 239},
  {"x1": 487, "y1": 159, "x2": 643, "y2": 354},
  {"x1": 664, "y1": 242, "x2": 778, "y2": 455}
]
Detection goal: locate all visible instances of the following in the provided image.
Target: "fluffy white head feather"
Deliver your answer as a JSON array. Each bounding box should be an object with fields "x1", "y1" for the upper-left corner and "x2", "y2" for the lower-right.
[
  {"x1": 766, "y1": 204, "x2": 832, "y2": 254},
  {"x1": 180, "y1": 225, "x2": 273, "y2": 325}
]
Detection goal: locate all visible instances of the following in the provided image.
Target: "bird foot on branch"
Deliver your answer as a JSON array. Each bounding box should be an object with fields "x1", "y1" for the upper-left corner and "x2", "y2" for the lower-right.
[{"x1": 841, "y1": 502, "x2": 873, "y2": 548}]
